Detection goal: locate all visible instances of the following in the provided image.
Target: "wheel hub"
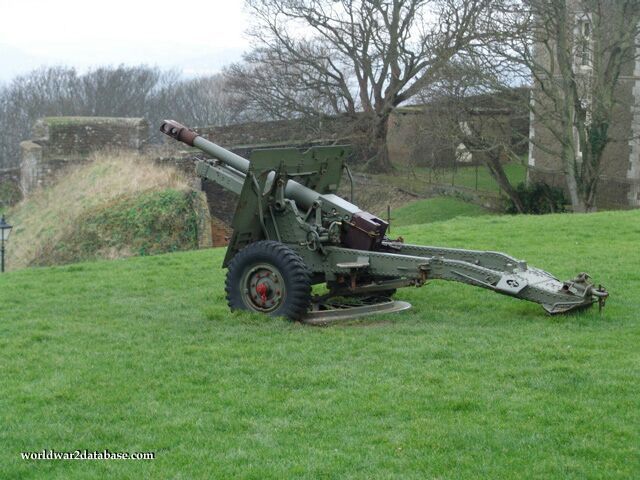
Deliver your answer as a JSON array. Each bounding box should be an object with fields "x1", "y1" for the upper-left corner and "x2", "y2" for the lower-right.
[{"x1": 244, "y1": 265, "x2": 285, "y2": 312}]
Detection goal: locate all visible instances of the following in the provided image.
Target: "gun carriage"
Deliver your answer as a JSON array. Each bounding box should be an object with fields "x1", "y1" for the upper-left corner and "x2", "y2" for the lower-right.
[{"x1": 161, "y1": 120, "x2": 608, "y2": 323}]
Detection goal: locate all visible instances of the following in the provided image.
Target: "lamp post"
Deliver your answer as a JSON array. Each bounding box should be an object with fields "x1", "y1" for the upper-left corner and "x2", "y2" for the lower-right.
[{"x1": 0, "y1": 215, "x2": 13, "y2": 273}]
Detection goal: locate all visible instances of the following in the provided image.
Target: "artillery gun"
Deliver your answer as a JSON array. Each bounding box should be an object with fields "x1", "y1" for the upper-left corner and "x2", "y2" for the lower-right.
[{"x1": 161, "y1": 120, "x2": 608, "y2": 323}]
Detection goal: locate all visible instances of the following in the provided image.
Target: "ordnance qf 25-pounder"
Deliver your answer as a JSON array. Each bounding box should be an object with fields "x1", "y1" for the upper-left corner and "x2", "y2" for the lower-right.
[{"x1": 161, "y1": 120, "x2": 608, "y2": 323}]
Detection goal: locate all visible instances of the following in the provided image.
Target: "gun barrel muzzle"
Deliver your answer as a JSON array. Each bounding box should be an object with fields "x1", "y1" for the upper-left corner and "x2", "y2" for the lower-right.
[
  {"x1": 160, "y1": 120, "x2": 199, "y2": 147},
  {"x1": 160, "y1": 119, "x2": 252, "y2": 174}
]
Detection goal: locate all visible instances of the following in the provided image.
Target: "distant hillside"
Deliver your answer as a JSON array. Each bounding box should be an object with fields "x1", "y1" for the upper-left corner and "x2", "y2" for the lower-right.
[{"x1": 5, "y1": 151, "x2": 210, "y2": 269}]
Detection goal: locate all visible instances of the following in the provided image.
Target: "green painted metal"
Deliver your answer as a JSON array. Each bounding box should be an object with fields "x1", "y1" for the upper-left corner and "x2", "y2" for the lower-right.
[
  {"x1": 194, "y1": 133, "x2": 353, "y2": 211},
  {"x1": 160, "y1": 120, "x2": 609, "y2": 318},
  {"x1": 217, "y1": 143, "x2": 357, "y2": 266}
]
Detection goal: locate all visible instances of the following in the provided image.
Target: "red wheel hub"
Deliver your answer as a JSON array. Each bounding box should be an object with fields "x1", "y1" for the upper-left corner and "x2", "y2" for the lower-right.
[
  {"x1": 256, "y1": 283, "x2": 268, "y2": 303},
  {"x1": 245, "y1": 265, "x2": 284, "y2": 312}
]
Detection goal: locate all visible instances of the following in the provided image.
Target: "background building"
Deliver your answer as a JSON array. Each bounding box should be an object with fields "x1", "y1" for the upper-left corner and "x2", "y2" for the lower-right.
[{"x1": 528, "y1": 0, "x2": 640, "y2": 209}]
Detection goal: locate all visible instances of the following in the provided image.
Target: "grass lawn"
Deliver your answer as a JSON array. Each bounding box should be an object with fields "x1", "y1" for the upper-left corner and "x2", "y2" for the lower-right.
[
  {"x1": 1, "y1": 210, "x2": 638, "y2": 479},
  {"x1": 391, "y1": 196, "x2": 492, "y2": 226},
  {"x1": 377, "y1": 162, "x2": 527, "y2": 194}
]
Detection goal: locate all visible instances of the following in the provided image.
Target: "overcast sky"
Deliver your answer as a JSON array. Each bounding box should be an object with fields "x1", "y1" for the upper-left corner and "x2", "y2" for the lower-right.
[{"x1": 0, "y1": 0, "x2": 252, "y2": 84}]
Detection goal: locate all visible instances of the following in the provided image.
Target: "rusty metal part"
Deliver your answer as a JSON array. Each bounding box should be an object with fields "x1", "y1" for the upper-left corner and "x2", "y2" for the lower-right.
[
  {"x1": 592, "y1": 284, "x2": 609, "y2": 312},
  {"x1": 160, "y1": 120, "x2": 199, "y2": 146}
]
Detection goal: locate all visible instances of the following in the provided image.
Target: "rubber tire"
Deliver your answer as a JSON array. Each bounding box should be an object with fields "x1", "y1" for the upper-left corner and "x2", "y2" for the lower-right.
[{"x1": 225, "y1": 241, "x2": 312, "y2": 321}]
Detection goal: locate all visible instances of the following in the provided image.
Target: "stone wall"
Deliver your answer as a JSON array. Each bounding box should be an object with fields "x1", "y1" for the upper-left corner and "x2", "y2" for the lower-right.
[
  {"x1": 196, "y1": 115, "x2": 358, "y2": 148},
  {"x1": 387, "y1": 105, "x2": 516, "y2": 168},
  {"x1": 195, "y1": 99, "x2": 527, "y2": 170},
  {"x1": 20, "y1": 117, "x2": 148, "y2": 195},
  {"x1": 387, "y1": 106, "x2": 452, "y2": 167},
  {"x1": 387, "y1": 92, "x2": 528, "y2": 168}
]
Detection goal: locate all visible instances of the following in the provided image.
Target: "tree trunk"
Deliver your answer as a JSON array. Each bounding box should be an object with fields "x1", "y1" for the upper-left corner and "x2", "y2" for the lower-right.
[
  {"x1": 484, "y1": 152, "x2": 525, "y2": 213},
  {"x1": 560, "y1": 136, "x2": 589, "y2": 212},
  {"x1": 364, "y1": 115, "x2": 394, "y2": 173},
  {"x1": 565, "y1": 170, "x2": 587, "y2": 212}
]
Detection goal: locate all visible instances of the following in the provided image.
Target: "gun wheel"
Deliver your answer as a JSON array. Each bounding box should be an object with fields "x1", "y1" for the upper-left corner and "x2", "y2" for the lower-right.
[{"x1": 225, "y1": 241, "x2": 311, "y2": 320}]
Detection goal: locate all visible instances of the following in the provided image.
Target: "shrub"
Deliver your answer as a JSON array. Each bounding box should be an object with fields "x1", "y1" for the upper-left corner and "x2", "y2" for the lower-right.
[
  {"x1": 506, "y1": 182, "x2": 567, "y2": 214},
  {"x1": 0, "y1": 179, "x2": 22, "y2": 209}
]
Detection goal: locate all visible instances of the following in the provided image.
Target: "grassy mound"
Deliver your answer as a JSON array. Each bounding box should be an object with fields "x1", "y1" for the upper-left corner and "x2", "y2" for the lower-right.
[
  {"x1": 5, "y1": 152, "x2": 203, "y2": 269},
  {"x1": 32, "y1": 190, "x2": 200, "y2": 266},
  {"x1": 1, "y1": 209, "x2": 638, "y2": 478},
  {"x1": 391, "y1": 196, "x2": 492, "y2": 226}
]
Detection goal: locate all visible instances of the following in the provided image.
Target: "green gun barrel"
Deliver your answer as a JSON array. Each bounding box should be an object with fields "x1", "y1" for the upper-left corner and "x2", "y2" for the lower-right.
[{"x1": 160, "y1": 119, "x2": 331, "y2": 211}]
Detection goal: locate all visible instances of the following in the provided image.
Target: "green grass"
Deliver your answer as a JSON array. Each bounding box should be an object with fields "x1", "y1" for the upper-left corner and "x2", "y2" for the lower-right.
[
  {"x1": 1, "y1": 210, "x2": 639, "y2": 479},
  {"x1": 32, "y1": 189, "x2": 200, "y2": 266},
  {"x1": 449, "y1": 162, "x2": 527, "y2": 192},
  {"x1": 378, "y1": 162, "x2": 527, "y2": 194},
  {"x1": 391, "y1": 196, "x2": 492, "y2": 226}
]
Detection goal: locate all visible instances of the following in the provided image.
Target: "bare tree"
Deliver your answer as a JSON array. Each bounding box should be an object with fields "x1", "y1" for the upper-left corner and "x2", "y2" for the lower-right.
[
  {"x1": 79, "y1": 65, "x2": 171, "y2": 118},
  {"x1": 492, "y1": 0, "x2": 640, "y2": 212},
  {"x1": 0, "y1": 66, "x2": 237, "y2": 177},
  {"x1": 0, "y1": 67, "x2": 82, "y2": 172},
  {"x1": 225, "y1": 42, "x2": 348, "y2": 122},
  {"x1": 228, "y1": 0, "x2": 499, "y2": 171},
  {"x1": 419, "y1": 62, "x2": 530, "y2": 211},
  {"x1": 165, "y1": 74, "x2": 237, "y2": 127}
]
